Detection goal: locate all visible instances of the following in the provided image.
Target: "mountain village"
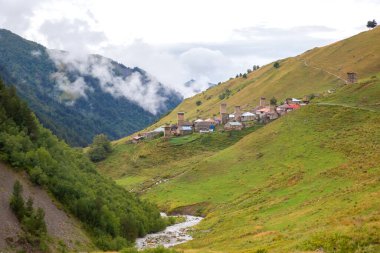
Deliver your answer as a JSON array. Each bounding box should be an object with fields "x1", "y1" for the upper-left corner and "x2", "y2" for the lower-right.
[
  {"x1": 132, "y1": 71, "x2": 359, "y2": 143},
  {"x1": 132, "y1": 96, "x2": 307, "y2": 143}
]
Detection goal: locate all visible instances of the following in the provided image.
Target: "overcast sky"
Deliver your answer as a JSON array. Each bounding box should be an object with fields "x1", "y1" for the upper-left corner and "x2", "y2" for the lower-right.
[{"x1": 0, "y1": 0, "x2": 379, "y2": 97}]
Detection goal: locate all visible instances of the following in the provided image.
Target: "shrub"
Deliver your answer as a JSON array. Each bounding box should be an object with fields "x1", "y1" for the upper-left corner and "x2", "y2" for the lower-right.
[
  {"x1": 10, "y1": 180, "x2": 25, "y2": 219},
  {"x1": 301, "y1": 231, "x2": 380, "y2": 253},
  {"x1": 88, "y1": 134, "x2": 112, "y2": 162},
  {"x1": 9, "y1": 181, "x2": 48, "y2": 251}
]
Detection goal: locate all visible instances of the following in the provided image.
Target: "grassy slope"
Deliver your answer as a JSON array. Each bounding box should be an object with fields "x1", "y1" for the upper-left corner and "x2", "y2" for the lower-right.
[
  {"x1": 98, "y1": 29, "x2": 380, "y2": 252},
  {"x1": 98, "y1": 78, "x2": 380, "y2": 252},
  {"x1": 115, "y1": 27, "x2": 380, "y2": 143},
  {"x1": 99, "y1": 77, "x2": 380, "y2": 252},
  {"x1": 97, "y1": 125, "x2": 263, "y2": 195},
  {"x1": 141, "y1": 77, "x2": 380, "y2": 252}
]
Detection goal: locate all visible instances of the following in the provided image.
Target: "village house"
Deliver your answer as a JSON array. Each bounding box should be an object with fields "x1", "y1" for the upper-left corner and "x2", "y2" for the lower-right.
[
  {"x1": 153, "y1": 126, "x2": 165, "y2": 133},
  {"x1": 224, "y1": 121, "x2": 243, "y2": 131},
  {"x1": 254, "y1": 104, "x2": 279, "y2": 123},
  {"x1": 132, "y1": 135, "x2": 144, "y2": 143},
  {"x1": 276, "y1": 104, "x2": 291, "y2": 115},
  {"x1": 291, "y1": 98, "x2": 302, "y2": 104},
  {"x1": 241, "y1": 111, "x2": 256, "y2": 122},
  {"x1": 176, "y1": 112, "x2": 193, "y2": 135},
  {"x1": 177, "y1": 125, "x2": 193, "y2": 135},
  {"x1": 194, "y1": 117, "x2": 216, "y2": 132},
  {"x1": 194, "y1": 119, "x2": 212, "y2": 132}
]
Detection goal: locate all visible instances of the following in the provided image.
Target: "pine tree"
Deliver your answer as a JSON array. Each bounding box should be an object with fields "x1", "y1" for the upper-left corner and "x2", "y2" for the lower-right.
[
  {"x1": 10, "y1": 180, "x2": 25, "y2": 219},
  {"x1": 270, "y1": 97, "x2": 278, "y2": 106},
  {"x1": 25, "y1": 197, "x2": 34, "y2": 217}
]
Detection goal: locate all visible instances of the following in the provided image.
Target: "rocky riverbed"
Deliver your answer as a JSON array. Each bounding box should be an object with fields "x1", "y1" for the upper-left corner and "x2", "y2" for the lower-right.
[{"x1": 136, "y1": 213, "x2": 203, "y2": 249}]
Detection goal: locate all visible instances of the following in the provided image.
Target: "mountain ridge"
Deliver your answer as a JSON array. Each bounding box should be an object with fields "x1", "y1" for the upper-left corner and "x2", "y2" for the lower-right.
[{"x1": 0, "y1": 28, "x2": 182, "y2": 146}]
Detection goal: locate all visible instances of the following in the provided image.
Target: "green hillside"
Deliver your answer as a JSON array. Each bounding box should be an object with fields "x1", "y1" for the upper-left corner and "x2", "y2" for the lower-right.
[
  {"x1": 0, "y1": 79, "x2": 167, "y2": 252},
  {"x1": 99, "y1": 75, "x2": 380, "y2": 253},
  {"x1": 97, "y1": 28, "x2": 380, "y2": 253},
  {"x1": 115, "y1": 27, "x2": 380, "y2": 142}
]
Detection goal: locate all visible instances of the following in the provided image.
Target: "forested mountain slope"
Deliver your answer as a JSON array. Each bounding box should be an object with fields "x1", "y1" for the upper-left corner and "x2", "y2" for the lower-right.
[
  {"x1": 0, "y1": 78, "x2": 167, "y2": 252},
  {"x1": 0, "y1": 162, "x2": 93, "y2": 252},
  {"x1": 0, "y1": 29, "x2": 182, "y2": 146}
]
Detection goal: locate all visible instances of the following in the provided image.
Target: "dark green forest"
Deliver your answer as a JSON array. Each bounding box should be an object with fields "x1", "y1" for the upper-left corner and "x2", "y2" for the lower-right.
[
  {"x1": 0, "y1": 29, "x2": 182, "y2": 146},
  {"x1": 0, "y1": 79, "x2": 167, "y2": 250}
]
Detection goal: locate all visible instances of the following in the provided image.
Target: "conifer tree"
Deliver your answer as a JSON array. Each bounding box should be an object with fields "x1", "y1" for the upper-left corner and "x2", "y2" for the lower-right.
[{"x1": 10, "y1": 180, "x2": 25, "y2": 219}]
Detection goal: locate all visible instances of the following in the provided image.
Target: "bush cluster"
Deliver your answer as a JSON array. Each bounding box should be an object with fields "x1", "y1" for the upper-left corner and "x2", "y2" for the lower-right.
[{"x1": 10, "y1": 181, "x2": 48, "y2": 251}]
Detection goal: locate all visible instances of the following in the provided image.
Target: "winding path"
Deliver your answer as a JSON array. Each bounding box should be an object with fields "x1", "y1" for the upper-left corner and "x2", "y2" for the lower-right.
[{"x1": 300, "y1": 59, "x2": 348, "y2": 84}]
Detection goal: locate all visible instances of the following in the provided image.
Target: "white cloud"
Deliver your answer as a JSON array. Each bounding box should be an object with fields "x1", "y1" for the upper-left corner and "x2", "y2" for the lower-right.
[
  {"x1": 101, "y1": 42, "x2": 243, "y2": 98},
  {"x1": 39, "y1": 18, "x2": 106, "y2": 55},
  {"x1": 48, "y1": 49, "x2": 169, "y2": 114},
  {"x1": 0, "y1": 0, "x2": 47, "y2": 32},
  {"x1": 50, "y1": 72, "x2": 89, "y2": 103},
  {"x1": 31, "y1": 50, "x2": 42, "y2": 57},
  {"x1": 0, "y1": 0, "x2": 379, "y2": 100}
]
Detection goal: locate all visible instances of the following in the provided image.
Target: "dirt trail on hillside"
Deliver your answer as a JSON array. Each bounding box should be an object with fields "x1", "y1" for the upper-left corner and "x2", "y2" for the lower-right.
[
  {"x1": 300, "y1": 59, "x2": 348, "y2": 84},
  {"x1": 0, "y1": 162, "x2": 92, "y2": 251}
]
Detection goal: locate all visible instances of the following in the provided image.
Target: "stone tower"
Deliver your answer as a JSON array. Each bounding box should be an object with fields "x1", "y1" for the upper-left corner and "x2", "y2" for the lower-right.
[
  {"x1": 177, "y1": 112, "x2": 185, "y2": 127},
  {"x1": 234, "y1": 105, "x2": 241, "y2": 122},
  {"x1": 260, "y1": 97, "x2": 266, "y2": 107},
  {"x1": 164, "y1": 124, "x2": 171, "y2": 138},
  {"x1": 220, "y1": 103, "x2": 229, "y2": 124},
  {"x1": 347, "y1": 72, "x2": 357, "y2": 84}
]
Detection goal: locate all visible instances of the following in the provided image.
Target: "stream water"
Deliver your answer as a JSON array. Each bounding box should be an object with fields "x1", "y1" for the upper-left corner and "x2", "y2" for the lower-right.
[{"x1": 136, "y1": 213, "x2": 203, "y2": 249}]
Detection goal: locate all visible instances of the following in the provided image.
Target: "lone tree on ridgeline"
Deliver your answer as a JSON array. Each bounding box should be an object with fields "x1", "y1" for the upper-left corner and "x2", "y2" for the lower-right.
[
  {"x1": 273, "y1": 62, "x2": 280, "y2": 69},
  {"x1": 367, "y1": 19, "x2": 377, "y2": 29}
]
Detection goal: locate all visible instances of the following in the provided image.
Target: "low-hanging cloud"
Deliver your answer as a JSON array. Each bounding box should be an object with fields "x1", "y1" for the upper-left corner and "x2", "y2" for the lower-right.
[
  {"x1": 100, "y1": 25, "x2": 339, "y2": 98},
  {"x1": 50, "y1": 72, "x2": 89, "y2": 101},
  {"x1": 48, "y1": 49, "x2": 170, "y2": 114},
  {"x1": 101, "y1": 41, "x2": 243, "y2": 98},
  {"x1": 30, "y1": 50, "x2": 42, "y2": 57}
]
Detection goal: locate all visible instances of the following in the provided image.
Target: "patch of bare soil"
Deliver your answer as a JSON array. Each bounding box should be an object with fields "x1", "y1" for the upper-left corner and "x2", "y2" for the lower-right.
[{"x1": 0, "y1": 162, "x2": 93, "y2": 252}]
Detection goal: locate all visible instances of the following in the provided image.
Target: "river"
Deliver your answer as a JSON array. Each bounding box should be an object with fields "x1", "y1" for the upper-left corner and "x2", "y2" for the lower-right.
[{"x1": 136, "y1": 213, "x2": 203, "y2": 249}]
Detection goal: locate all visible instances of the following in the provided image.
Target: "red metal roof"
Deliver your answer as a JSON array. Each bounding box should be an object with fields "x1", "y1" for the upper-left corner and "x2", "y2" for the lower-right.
[{"x1": 288, "y1": 104, "x2": 301, "y2": 109}]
